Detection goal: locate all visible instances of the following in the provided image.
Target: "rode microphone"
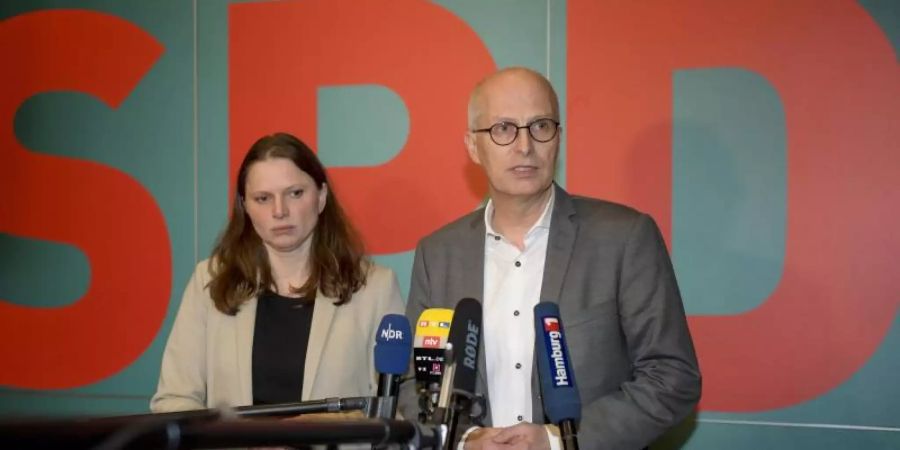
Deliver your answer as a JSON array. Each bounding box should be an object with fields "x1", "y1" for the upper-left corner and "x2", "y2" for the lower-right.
[
  {"x1": 432, "y1": 298, "x2": 481, "y2": 450},
  {"x1": 534, "y1": 302, "x2": 581, "y2": 450},
  {"x1": 414, "y1": 308, "x2": 454, "y2": 420},
  {"x1": 372, "y1": 314, "x2": 413, "y2": 419}
]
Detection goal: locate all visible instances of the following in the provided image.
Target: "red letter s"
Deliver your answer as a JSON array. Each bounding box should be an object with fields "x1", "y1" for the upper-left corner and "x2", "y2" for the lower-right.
[{"x1": 0, "y1": 10, "x2": 169, "y2": 388}]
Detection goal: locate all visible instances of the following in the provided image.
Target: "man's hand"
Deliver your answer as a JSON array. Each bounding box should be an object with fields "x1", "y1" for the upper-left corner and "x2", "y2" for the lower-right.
[
  {"x1": 463, "y1": 427, "x2": 501, "y2": 450},
  {"x1": 464, "y1": 423, "x2": 551, "y2": 450}
]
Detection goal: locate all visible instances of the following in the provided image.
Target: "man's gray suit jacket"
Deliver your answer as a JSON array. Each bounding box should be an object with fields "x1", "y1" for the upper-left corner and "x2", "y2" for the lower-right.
[{"x1": 399, "y1": 184, "x2": 701, "y2": 450}]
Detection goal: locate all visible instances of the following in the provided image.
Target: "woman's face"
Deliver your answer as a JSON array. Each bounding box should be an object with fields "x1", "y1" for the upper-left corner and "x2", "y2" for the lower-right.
[{"x1": 243, "y1": 157, "x2": 327, "y2": 255}]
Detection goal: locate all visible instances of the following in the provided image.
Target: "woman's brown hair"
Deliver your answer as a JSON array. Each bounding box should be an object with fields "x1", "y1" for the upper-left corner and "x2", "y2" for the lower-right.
[{"x1": 207, "y1": 132, "x2": 369, "y2": 315}]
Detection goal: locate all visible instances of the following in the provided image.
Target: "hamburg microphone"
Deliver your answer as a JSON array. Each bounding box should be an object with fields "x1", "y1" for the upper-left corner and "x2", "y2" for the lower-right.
[
  {"x1": 534, "y1": 302, "x2": 581, "y2": 450},
  {"x1": 372, "y1": 314, "x2": 413, "y2": 419},
  {"x1": 414, "y1": 308, "x2": 454, "y2": 420},
  {"x1": 432, "y1": 298, "x2": 481, "y2": 450}
]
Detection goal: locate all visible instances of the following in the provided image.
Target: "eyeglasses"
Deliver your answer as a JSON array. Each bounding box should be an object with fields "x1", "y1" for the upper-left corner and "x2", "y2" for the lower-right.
[{"x1": 472, "y1": 118, "x2": 560, "y2": 146}]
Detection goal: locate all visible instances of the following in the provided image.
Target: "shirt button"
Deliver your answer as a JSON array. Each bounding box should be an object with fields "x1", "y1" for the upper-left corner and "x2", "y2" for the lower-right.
[
  {"x1": 517, "y1": 415, "x2": 523, "y2": 422},
  {"x1": 494, "y1": 235, "x2": 501, "y2": 241},
  {"x1": 514, "y1": 261, "x2": 521, "y2": 267},
  {"x1": 513, "y1": 310, "x2": 520, "y2": 317},
  {"x1": 515, "y1": 363, "x2": 522, "y2": 369}
]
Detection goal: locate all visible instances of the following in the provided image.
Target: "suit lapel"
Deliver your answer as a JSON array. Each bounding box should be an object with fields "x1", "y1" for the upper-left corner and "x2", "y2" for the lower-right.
[
  {"x1": 462, "y1": 212, "x2": 487, "y2": 302},
  {"x1": 534, "y1": 185, "x2": 578, "y2": 422},
  {"x1": 540, "y1": 184, "x2": 577, "y2": 304},
  {"x1": 461, "y1": 210, "x2": 491, "y2": 423},
  {"x1": 303, "y1": 292, "x2": 337, "y2": 400},
  {"x1": 236, "y1": 297, "x2": 257, "y2": 406}
]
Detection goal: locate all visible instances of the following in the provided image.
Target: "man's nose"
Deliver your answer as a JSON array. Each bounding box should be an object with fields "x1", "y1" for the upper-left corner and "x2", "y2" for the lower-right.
[{"x1": 511, "y1": 127, "x2": 534, "y2": 155}]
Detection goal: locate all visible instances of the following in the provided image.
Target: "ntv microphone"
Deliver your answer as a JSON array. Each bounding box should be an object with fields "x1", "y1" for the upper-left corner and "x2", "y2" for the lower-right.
[
  {"x1": 432, "y1": 298, "x2": 481, "y2": 450},
  {"x1": 534, "y1": 302, "x2": 581, "y2": 450},
  {"x1": 372, "y1": 314, "x2": 412, "y2": 419},
  {"x1": 414, "y1": 308, "x2": 454, "y2": 421}
]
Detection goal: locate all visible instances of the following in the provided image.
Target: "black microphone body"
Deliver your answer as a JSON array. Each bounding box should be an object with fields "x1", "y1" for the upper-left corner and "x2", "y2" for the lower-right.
[{"x1": 431, "y1": 298, "x2": 482, "y2": 450}]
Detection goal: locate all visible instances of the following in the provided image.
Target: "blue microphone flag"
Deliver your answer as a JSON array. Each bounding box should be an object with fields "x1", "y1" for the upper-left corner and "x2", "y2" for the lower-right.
[
  {"x1": 374, "y1": 314, "x2": 412, "y2": 375},
  {"x1": 534, "y1": 302, "x2": 582, "y2": 424}
]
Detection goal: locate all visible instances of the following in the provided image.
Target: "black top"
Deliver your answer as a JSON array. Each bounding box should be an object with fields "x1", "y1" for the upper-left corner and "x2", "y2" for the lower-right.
[{"x1": 252, "y1": 290, "x2": 315, "y2": 405}]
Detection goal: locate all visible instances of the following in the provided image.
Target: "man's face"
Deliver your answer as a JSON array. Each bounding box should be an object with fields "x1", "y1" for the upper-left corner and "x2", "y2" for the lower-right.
[{"x1": 465, "y1": 71, "x2": 560, "y2": 201}]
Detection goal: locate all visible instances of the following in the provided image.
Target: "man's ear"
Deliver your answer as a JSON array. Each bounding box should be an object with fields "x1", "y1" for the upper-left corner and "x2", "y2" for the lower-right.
[{"x1": 465, "y1": 132, "x2": 481, "y2": 165}]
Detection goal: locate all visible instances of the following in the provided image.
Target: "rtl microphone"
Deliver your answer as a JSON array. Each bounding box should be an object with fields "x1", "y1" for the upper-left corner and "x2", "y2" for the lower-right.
[
  {"x1": 414, "y1": 308, "x2": 454, "y2": 420},
  {"x1": 432, "y1": 298, "x2": 481, "y2": 450},
  {"x1": 534, "y1": 302, "x2": 581, "y2": 450},
  {"x1": 372, "y1": 314, "x2": 412, "y2": 419}
]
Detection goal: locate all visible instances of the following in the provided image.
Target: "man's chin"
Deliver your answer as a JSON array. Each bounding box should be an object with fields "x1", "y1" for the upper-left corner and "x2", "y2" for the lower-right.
[{"x1": 491, "y1": 181, "x2": 552, "y2": 199}]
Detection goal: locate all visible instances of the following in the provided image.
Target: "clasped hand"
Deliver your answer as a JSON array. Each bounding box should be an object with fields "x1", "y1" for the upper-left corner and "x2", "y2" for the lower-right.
[{"x1": 464, "y1": 422, "x2": 551, "y2": 450}]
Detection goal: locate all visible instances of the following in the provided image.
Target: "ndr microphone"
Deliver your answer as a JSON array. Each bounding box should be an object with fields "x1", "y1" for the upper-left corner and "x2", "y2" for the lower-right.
[
  {"x1": 373, "y1": 314, "x2": 412, "y2": 419},
  {"x1": 414, "y1": 308, "x2": 454, "y2": 419},
  {"x1": 534, "y1": 302, "x2": 581, "y2": 450}
]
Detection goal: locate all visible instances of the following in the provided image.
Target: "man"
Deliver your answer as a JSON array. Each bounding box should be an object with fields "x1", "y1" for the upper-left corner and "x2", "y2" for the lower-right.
[{"x1": 400, "y1": 67, "x2": 701, "y2": 449}]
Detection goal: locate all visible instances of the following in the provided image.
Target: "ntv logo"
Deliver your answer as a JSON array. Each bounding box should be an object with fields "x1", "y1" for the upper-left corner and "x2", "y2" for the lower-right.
[{"x1": 543, "y1": 317, "x2": 571, "y2": 387}]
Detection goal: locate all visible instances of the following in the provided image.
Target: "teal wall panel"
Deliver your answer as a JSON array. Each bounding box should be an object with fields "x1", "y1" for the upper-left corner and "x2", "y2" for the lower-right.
[
  {"x1": 0, "y1": 235, "x2": 89, "y2": 308},
  {"x1": 317, "y1": 85, "x2": 410, "y2": 168},
  {"x1": 673, "y1": 68, "x2": 787, "y2": 315}
]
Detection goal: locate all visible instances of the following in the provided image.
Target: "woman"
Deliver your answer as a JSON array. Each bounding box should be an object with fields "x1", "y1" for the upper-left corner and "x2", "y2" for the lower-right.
[{"x1": 151, "y1": 132, "x2": 404, "y2": 412}]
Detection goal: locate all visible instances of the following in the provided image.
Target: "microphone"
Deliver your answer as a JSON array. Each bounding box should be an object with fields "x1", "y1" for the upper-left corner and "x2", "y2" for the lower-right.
[
  {"x1": 534, "y1": 302, "x2": 581, "y2": 450},
  {"x1": 234, "y1": 397, "x2": 371, "y2": 417},
  {"x1": 432, "y1": 298, "x2": 481, "y2": 450},
  {"x1": 414, "y1": 308, "x2": 454, "y2": 420},
  {"x1": 372, "y1": 314, "x2": 413, "y2": 419}
]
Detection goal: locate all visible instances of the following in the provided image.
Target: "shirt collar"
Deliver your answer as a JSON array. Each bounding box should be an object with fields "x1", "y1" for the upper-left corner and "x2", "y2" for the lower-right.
[{"x1": 484, "y1": 186, "x2": 555, "y2": 238}]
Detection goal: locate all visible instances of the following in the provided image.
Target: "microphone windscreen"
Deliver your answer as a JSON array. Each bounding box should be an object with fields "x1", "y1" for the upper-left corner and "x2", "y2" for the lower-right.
[
  {"x1": 447, "y1": 298, "x2": 482, "y2": 396},
  {"x1": 534, "y1": 302, "x2": 582, "y2": 424},
  {"x1": 414, "y1": 308, "x2": 454, "y2": 385},
  {"x1": 414, "y1": 308, "x2": 454, "y2": 348},
  {"x1": 374, "y1": 314, "x2": 412, "y2": 375}
]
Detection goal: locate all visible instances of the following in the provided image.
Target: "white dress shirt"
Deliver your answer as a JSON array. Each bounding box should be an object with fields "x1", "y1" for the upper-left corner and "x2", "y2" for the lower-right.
[
  {"x1": 457, "y1": 189, "x2": 561, "y2": 449},
  {"x1": 483, "y1": 189, "x2": 554, "y2": 427}
]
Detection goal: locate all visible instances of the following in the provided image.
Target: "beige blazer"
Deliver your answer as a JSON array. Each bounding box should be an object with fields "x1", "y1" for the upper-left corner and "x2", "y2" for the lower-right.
[{"x1": 151, "y1": 260, "x2": 405, "y2": 412}]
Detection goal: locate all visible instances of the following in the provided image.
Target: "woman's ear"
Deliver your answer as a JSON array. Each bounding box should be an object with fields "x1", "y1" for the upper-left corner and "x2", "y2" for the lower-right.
[{"x1": 318, "y1": 183, "x2": 328, "y2": 214}]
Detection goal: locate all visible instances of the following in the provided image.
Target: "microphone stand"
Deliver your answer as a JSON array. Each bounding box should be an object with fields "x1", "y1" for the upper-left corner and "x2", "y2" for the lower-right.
[
  {"x1": 559, "y1": 420, "x2": 579, "y2": 450},
  {"x1": 430, "y1": 345, "x2": 465, "y2": 450},
  {"x1": 235, "y1": 396, "x2": 371, "y2": 418},
  {"x1": 369, "y1": 373, "x2": 401, "y2": 419}
]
